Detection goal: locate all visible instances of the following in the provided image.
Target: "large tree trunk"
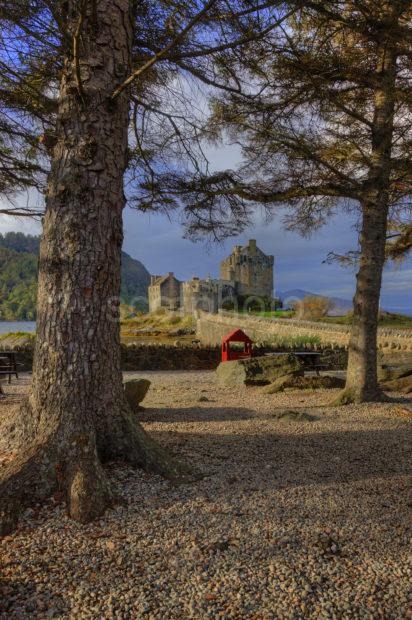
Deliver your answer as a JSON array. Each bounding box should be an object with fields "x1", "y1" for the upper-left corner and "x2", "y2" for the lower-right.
[
  {"x1": 335, "y1": 39, "x2": 397, "y2": 405},
  {"x1": 0, "y1": 0, "x2": 194, "y2": 536},
  {"x1": 337, "y1": 198, "x2": 390, "y2": 404}
]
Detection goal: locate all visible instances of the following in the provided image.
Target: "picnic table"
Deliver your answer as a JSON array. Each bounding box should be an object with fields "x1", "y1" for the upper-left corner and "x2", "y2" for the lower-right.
[{"x1": 0, "y1": 351, "x2": 20, "y2": 393}]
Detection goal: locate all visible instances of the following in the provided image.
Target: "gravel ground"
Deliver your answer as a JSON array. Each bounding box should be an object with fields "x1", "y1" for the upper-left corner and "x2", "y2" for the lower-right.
[{"x1": 1, "y1": 371, "x2": 411, "y2": 620}]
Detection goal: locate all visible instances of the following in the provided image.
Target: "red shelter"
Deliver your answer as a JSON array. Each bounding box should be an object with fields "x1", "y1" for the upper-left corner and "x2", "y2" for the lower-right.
[{"x1": 221, "y1": 329, "x2": 253, "y2": 362}]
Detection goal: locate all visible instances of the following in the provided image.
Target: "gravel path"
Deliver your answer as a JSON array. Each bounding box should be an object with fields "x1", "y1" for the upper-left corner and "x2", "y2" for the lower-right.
[{"x1": 1, "y1": 371, "x2": 411, "y2": 619}]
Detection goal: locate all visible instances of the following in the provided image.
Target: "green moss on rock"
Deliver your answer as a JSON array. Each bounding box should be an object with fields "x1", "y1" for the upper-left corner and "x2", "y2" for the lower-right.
[{"x1": 216, "y1": 354, "x2": 303, "y2": 386}]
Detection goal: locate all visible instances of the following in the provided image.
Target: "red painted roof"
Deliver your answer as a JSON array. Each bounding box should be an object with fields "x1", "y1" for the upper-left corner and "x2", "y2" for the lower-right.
[{"x1": 222, "y1": 329, "x2": 253, "y2": 343}]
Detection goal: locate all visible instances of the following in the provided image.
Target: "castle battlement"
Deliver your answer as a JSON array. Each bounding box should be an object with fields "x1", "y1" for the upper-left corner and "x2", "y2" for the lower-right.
[
  {"x1": 220, "y1": 239, "x2": 274, "y2": 299},
  {"x1": 148, "y1": 240, "x2": 274, "y2": 314}
]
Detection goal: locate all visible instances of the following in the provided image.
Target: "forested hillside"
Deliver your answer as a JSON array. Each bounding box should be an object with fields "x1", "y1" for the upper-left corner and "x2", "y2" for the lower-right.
[
  {"x1": 0, "y1": 233, "x2": 150, "y2": 319},
  {"x1": 120, "y1": 250, "x2": 151, "y2": 308},
  {"x1": 0, "y1": 245, "x2": 38, "y2": 320}
]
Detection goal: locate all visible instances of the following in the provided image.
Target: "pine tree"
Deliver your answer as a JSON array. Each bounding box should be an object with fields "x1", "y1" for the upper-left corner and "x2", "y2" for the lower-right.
[
  {"x1": 0, "y1": 0, "x2": 283, "y2": 533},
  {"x1": 178, "y1": 0, "x2": 411, "y2": 403}
]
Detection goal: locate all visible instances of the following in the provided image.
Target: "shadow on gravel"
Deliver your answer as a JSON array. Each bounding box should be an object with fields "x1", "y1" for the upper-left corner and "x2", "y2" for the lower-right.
[
  {"x1": 0, "y1": 393, "x2": 26, "y2": 405},
  {"x1": 146, "y1": 415, "x2": 411, "y2": 489},
  {"x1": 0, "y1": 578, "x2": 68, "y2": 617},
  {"x1": 139, "y1": 406, "x2": 256, "y2": 423}
]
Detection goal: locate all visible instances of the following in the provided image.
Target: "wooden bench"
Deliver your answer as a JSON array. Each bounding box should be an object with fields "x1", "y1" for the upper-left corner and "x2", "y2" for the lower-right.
[
  {"x1": 0, "y1": 367, "x2": 21, "y2": 383},
  {"x1": 0, "y1": 352, "x2": 21, "y2": 384},
  {"x1": 312, "y1": 364, "x2": 328, "y2": 375}
]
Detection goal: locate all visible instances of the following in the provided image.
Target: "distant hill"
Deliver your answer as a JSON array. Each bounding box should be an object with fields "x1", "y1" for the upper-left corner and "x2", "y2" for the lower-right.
[
  {"x1": 0, "y1": 244, "x2": 38, "y2": 320},
  {"x1": 0, "y1": 232, "x2": 150, "y2": 320},
  {"x1": 120, "y1": 251, "x2": 150, "y2": 308},
  {"x1": 0, "y1": 231, "x2": 40, "y2": 254},
  {"x1": 278, "y1": 289, "x2": 353, "y2": 316}
]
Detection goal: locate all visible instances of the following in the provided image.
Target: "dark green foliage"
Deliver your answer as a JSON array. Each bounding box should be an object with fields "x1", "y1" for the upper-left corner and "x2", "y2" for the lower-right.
[
  {"x1": 0, "y1": 233, "x2": 150, "y2": 319},
  {"x1": 242, "y1": 295, "x2": 272, "y2": 312},
  {"x1": 0, "y1": 246, "x2": 38, "y2": 320},
  {"x1": 0, "y1": 232, "x2": 40, "y2": 254},
  {"x1": 120, "y1": 251, "x2": 150, "y2": 310}
]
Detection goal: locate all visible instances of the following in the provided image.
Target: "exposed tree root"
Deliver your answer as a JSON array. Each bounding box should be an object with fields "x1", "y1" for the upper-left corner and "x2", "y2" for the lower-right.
[
  {"x1": 0, "y1": 398, "x2": 199, "y2": 536},
  {"x1": 331, "y1": 386, "x2": 391, "y2": 405},
  {"x1": 105, "y1": 404, "x2": 201, "y2": 483},
  {"x1": 67, "y1": 455, "x2": 113, "y2": 523},
  {"x1": 0, "y1": 434, "x2": 57, "y2": 536}
]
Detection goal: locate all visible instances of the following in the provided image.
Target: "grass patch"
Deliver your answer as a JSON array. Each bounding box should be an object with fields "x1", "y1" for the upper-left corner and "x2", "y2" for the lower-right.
[
  {"x1": 315, "y1": 313, "x2": 412, "y2": 329},
  {"x1": 254, "y1": 334, "x2": 322, "y2": 348},
  {"x1": 120, "y1": 311, "x2": 196, "y2": 343},
  {"x1": 228, "y1": 309, "x2": 294, "y2": 319},
  {"x1": 226, "y1": 308, "x2": 412, "y2": 329},
  {"x1": 0, "y1": 331, "x2": 35, "y2": 339}
]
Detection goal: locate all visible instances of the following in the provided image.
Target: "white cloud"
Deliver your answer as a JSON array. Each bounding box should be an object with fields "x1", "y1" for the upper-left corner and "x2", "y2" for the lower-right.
[
  {"x1": 0, "y1": 191, "x2": 43, "y2": 235},
  {"x1": 1, "y1": 171, "x2": 410, "y2": 315}
]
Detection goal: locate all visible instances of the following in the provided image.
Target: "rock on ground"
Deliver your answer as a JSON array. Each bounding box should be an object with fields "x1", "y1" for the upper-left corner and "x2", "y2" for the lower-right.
[
  {"x1": 378, "y1": 364, "x2": 412, "y2": 382},
  {"x1": 379, "y1": 364, "x2": 412, "y2": 394},
  {"x1": 216, "y1": 354, "x2": 302, "y2": 386},
  {"x1": 123, "y1": 378, "x2": 151, "y2": 411},
  {"x1": 381, "y1": 375, "x2": 412, "y2": 394},
  {"x1": 262, "y1": 374, "x2": 345, "y2": 394}
]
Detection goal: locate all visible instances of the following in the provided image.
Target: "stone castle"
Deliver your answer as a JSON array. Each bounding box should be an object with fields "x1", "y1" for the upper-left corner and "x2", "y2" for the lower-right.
[{"x1": 148, "y1": 240, "x2": 274, "y2": 315}]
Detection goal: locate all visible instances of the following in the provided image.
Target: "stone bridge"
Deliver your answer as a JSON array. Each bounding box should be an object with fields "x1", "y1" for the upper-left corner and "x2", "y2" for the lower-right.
[{"x1": 197, "y1": 310, "x2": 412, "y2": 352}]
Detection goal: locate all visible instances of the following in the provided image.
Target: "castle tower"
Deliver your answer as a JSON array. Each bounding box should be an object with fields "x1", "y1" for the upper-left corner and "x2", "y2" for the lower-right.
[{"x1": 219, "y1": 239, "x2": 274, "y2": 298}]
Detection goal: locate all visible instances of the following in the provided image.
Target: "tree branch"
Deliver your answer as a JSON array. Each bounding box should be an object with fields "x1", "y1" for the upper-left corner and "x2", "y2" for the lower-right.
[
  {"x1": 73, "y1": 2, "x2": 86, "y2": 102},
  {"x1": 222, "y1": 182, "x2": 360, "y2": 203},
  {"x1": 164, "y1": 8, "x2": 294, "y2": 61},
  {"x1": 111, "y1": 0, "x2": 218, "y2": 100}
]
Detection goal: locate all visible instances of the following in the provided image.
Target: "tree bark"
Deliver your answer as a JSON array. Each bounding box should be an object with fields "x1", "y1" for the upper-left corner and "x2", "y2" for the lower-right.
[
  {"x1": 0, "y1": 0, "x2": 195, "y2": 536},
  {"x1": 335, "y1": 37, "x2": 397, "y2": 405}
]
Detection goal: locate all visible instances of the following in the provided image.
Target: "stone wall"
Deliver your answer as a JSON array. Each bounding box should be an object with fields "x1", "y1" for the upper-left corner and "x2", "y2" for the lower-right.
[
  {"x1": 2, "y1": 343, "x2": 221, "y2": 372},
  {"x1": 3, "y1": 312, "x2": 410, "y2": 376},
  {"x1": 121, "y1": 344, "x2": 220, "y2": 370},
  {"x1": 2, "y1": 340, "x2": 347, "y2": 372},
  {"x1": 197, "y1": 310, "x2": 412, "y2": 352},
  {"x1": 123, "y1": 343, "x2": 346, "y2": 370},
  {"x1": 182, "y1": 277, "x2": 219, "y2": 315}
]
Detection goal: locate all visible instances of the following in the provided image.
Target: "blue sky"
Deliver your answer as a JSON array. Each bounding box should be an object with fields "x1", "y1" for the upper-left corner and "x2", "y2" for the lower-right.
[
  {"x1": 1, "y1": 193, "x2": 411, "y2": 314},
  {"x1": 121, "y1": 207, "x2": 411, "y2": 313}
]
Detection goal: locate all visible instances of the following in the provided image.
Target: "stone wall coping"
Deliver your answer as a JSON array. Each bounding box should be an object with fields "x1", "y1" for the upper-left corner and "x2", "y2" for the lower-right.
[
  {"x1": 2, "y1": 341, "x2": 346, "y2": 354},
  {"x1": 214, "y1": 310, "x2": 412, "y2": 339}
]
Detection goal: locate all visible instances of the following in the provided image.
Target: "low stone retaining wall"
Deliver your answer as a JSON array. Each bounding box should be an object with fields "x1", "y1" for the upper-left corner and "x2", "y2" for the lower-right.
[
  {"x1": 123, "y1": 344, "x2": 346, "y2": 370},
  {"x1": 1, "y1": 343, "x2": 222, "y2": 372},
  {"x1": 121, "y1": 344, "x2": 220, "y2": 370},
  {"x1": 197, "y1": 311, "x2": 412, "y2": 352},
  {"x1": 3, "y1": 341, "x2": 347, "y2": 372}
]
